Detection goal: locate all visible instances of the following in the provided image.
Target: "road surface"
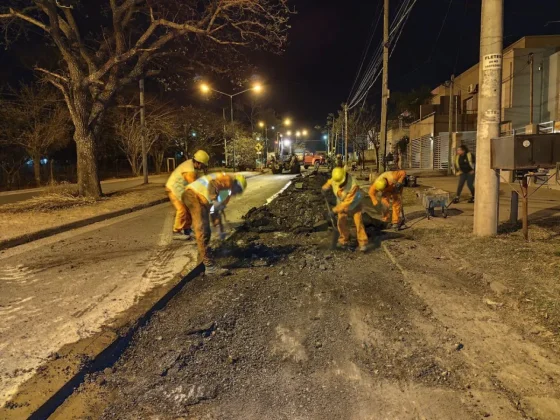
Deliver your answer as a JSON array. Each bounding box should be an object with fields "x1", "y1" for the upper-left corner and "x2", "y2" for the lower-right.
[
  {"x1": 0, "y1": 175, "x2": 170, "y2": 205},
  {"x1": 0, "y1": 173, "x2": 294, "y2": 406}
]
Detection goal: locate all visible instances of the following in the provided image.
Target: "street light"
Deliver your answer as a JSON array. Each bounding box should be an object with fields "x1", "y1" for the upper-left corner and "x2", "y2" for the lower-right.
[
  {"x1": 286, "y1": 130, "x2": 292, "y2": 136},
  {"x1": 296, "y1": 131, "x2": 301, "y2": 137},
  {"x1": 284, "y1": 118, "x2": 292, "y2": 126},
  {"x1": 302, "y1": 129, "x2": 309, "y2": 136},
  {"x1": 200, "y1": 82, "x2": 263, "y2": 169}
]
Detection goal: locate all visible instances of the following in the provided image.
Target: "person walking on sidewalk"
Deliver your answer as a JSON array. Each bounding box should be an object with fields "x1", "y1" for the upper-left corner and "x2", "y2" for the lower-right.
[
  {"x1": 165, "y1": 150, "x2": 210, "y2": 240},
  {"x1": 322, "y1": 167, "x2": 368, "y2": 252},
  {"x1": 453, "y1": 145, "x2": 475, "y2": 203},
  {"x1": 183, "y1": 172, "x2": 247, "y2": 275},
  {"x1": 369, "y1": 170, "x2": 407, "y2": 231}
]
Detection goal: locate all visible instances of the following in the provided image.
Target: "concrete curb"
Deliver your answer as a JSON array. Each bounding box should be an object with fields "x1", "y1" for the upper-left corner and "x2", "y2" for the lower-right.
[
  {"x1": 0, "y1": 198, "x2": 168, "y2": 251},
  {"x1": 0, "y1": 172, "x2": 265, "y2": 252}
]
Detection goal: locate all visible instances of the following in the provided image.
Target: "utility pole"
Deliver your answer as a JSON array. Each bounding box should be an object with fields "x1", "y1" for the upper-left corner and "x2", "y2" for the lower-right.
[
  {"x1": 223, "y1": 108, "x2": 228, "y2": 167},
  {"x1": 473, "y1": 0, "x2": 503, "y2": 236},
  {"x1": 344, "y1": 104, "x2": 349, "y2": 165},
  {"x1": 448, "y1": 75, "x2": 455, "y2": 175},
  {"x1": 528, "y1": 52, "x2": 534, "y2": 125},
  {"x1": 379, "y1": 0, "x2": 390, "y2": 173},
  {"x1": 139, "y1": 78, "x2": 148, "y2": 184},
  {"x1": 230, "y1": 96, "x2": 236, "y2": 171}
]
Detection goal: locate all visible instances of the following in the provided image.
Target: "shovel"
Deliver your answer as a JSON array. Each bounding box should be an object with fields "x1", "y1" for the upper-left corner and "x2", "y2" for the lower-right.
[{"x1": 323, "y1": 196, "x2": 339, "y2": 249}]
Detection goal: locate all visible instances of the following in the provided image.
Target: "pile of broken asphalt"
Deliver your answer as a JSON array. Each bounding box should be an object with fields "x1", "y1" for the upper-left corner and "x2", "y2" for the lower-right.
[{"x1": 241, "y1": 173, "x2": 383, "y2": 234}]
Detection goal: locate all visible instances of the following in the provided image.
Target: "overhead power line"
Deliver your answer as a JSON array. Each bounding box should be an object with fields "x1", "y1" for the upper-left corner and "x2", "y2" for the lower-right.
[{"x1": 347, "y1": 0, "x2": 418, "y2": 110}]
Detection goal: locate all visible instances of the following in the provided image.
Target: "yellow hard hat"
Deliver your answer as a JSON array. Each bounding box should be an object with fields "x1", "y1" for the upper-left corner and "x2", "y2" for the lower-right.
[
  {"x1": 193, "y1": 150, "x2": 210, "y2": 166},
  {"x1": 374, "y1": 177, "x2": 388, "y2": 191},
  {"x1": 331, "y1": 167, "x2": 346, "y2": 184},
  {"x1": 234, "y1": 174, "x2": 247, "y2": 192}
]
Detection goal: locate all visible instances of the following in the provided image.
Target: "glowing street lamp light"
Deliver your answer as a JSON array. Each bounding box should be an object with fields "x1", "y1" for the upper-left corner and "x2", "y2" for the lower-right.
[
  {"x1": 286, "y1": 130, "x2": 292, "y2": 136},
  {"x1": 258, "y1": 121, "x2": 265, "y2": 128},
  {"x1": 296, "y1": 131, "x2": 301, "y2": 137},
  {"x1": 283, "y1": 139, "x2": 291, "y2": 147},
  {"x1": 284, "y1": 118, "x2": 292, "y2": 126},
  {"x1": 302, "y1": 129, "x2": 308, "y2": 136},
  {"x1": 198, "y1": 81, "x2": 264, "y2": 169}
]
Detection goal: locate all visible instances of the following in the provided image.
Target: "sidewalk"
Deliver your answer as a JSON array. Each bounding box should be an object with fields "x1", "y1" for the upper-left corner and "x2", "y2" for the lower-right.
[
  {"x1": 0, "y1": 171, "x2": 260, "y2": 250},
  {"x1": 418, "y1": 176, "x2": 560, "y2": 222}
]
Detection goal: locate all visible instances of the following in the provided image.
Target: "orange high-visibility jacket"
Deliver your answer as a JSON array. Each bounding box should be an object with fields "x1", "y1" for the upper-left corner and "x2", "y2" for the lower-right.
[
  {"x1": 186, "y1": 173, "x2": 236, "y2": 205},
  {"x1": 368, "y1": 170, "x2": 407, "y2": 203},
  {"x1": 322, "y1": 173, "x2": 364, "y2": 213}
]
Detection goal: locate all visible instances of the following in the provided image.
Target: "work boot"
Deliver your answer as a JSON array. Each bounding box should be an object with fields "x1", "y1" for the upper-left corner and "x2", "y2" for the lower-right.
[
  {"x1": 183, "y1": 228, "x2": 194, "y2": 240},
  {"x1": 392, "y1": 223, "x2": 401, "y2": 232},
  {"x1": 358, "y1": 245, "x2": 368, "y2": 253},
  {"x1": 336, "y1": 243, "x2": 351, "y2": 251},
  {"x1": 204, "y1": 265, "x2": 230, "y2": 276},
  {"x1": 452, "y1": 196, "x2": 460, "y2": 204},
  {"x1": 172, "y1": 231, "x2": 189, "y2": 240},
  {"x1": 468, "y1": 196, "x2": 475, "y2": 203}
]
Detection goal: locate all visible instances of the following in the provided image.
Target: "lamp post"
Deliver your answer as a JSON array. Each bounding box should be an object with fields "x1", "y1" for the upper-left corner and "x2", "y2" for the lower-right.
[{"x1": 201, "y1": 82, "x2": 262, "y2": 170}]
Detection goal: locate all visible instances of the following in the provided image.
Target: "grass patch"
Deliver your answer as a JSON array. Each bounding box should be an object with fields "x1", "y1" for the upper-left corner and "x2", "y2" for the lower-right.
[{"x1": 0, "y1": 182, "x2": 101, "y2": 213}]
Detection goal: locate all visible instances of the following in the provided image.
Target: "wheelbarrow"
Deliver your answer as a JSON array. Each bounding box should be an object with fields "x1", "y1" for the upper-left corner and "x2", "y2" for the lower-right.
[{"x1": 420, "y1": 189, "x2": 450, "y2": 219}]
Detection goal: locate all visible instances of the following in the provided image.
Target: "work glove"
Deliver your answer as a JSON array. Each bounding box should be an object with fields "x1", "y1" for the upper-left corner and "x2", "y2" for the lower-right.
[{"x1": 394, "y1": 182, "x2": 403, "y2": 193}]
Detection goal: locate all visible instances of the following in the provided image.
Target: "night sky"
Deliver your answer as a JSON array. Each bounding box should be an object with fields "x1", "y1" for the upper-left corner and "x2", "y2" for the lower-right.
[
  {"x1": 2, "y1": 0, "x2": 560, "y2": 133},
  {"x1": 257, "y1": 0, "x2": 560, "y2": 129}
]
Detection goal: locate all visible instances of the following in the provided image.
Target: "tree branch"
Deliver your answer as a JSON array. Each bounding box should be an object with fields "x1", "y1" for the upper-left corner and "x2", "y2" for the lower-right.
[{"x1": 0, "y1": 7, "x2": 49, "y2": 32}]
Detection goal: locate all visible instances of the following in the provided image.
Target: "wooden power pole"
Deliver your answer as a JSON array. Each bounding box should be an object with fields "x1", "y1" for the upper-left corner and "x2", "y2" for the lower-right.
[
  {"x1": 473, "y1": 0, "x2": 503, "y2": 236},
  {"x1": 139, "y1": 78, "x2": 148, "y2": 184},
  {"x1": 529, "y1": 52, "x2": 534, "y2": 125},
  {"x1": 379, "y1": 0, "x2": 389, "y2": 173}
]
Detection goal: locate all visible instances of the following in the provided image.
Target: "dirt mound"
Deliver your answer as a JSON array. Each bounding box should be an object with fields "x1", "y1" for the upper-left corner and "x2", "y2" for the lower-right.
[{"x1": 242, "y1": 174, "x2": 335, "y2": 233}]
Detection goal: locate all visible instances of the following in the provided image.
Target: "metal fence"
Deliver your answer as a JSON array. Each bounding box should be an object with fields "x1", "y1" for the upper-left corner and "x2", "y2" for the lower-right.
[{"x1": 402, "y1": 131, "x2": 477, "y2": 171}]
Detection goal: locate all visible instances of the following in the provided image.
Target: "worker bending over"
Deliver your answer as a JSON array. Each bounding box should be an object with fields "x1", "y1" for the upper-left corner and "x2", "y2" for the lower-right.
[
  {"x1": 322, "y1": 167, "x2": 368, "y2": 252},
  {"x1": 165, "y1": 150, "x2": 209, "y2": 240},
  {"x1": 183, "y1": 172, "x2": 247, "y2": 275},
  {"x1": 369, "y1": 170, "x2": 407, "y2": 231}
]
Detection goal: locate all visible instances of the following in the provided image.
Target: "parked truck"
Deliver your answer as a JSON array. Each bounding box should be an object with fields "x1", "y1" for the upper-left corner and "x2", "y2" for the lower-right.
[{"x1": 302, "y1": 151, "x2": 326, "y2": 169}]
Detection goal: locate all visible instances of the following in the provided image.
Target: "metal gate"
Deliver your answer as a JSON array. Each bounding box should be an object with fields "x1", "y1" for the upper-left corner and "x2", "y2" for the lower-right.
[{"x1": 433, "y1": 135, "x2": 449, "y2": 170}]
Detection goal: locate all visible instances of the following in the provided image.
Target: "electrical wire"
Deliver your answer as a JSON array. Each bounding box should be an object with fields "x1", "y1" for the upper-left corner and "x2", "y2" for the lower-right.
[{"x1": 347, "y1": 0, "x2": 418, "y2": 109}]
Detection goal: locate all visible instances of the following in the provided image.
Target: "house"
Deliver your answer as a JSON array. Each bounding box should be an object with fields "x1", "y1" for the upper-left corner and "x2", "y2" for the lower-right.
[{"x1": 403, "y1": 35, "x2": 560, "y2": 171}]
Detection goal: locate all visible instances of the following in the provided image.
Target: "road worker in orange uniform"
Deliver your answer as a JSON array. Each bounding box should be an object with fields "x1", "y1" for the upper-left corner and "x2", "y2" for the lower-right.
[
  {"x1": 183, "y1": 172, "x2": 247, "y2": 275},
  {"x1": 369, "y1": 170, "x2": 407, "y2": 231},
  {"x1": 322, "y1": 167, "x2": 368, "y2": 252},
  {"x1": 165, "y1": 150, "x2": 210, "y2": 240}
]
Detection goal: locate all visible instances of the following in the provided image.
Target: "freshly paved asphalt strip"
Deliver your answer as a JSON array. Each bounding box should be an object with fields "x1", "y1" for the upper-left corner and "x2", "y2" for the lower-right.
[{"x1": 0, "y1": 173, "x2": 295, "y2": 407}]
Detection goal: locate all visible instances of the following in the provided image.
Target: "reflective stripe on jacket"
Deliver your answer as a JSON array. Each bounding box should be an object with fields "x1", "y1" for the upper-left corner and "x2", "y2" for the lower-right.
[{"x1": 165, "y1": 159, "x2": 196, "y2": 199}]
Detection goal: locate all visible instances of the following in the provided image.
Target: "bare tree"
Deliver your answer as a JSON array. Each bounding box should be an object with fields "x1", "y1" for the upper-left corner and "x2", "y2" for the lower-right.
[
  {"x1": 0, "y1": 84, "x2": 71, "y2": 186},
  {"x1": 114, "y1": 97, "x2": 181, "y2": 176},
  {"x1": 0, "y1": 0, "x2": 291, "y2": 197},
  {"x1": 178, "y1": 105, "x2": 224, "y2": 158},
  {"x1": 0, "y1": 144, "x2": 27, "y2": 190}
]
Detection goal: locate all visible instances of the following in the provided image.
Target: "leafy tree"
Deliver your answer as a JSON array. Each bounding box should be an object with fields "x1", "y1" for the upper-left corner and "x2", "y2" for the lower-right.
[
  {"x1": 0, "y1": 0, "x2": 291, "y2": 197},
  {"x1": 388, "y1": 85, "x2": 434, "y2": 122},
  {"x1": 0, "y1": 84, "x2": 71, "y2": 186}
]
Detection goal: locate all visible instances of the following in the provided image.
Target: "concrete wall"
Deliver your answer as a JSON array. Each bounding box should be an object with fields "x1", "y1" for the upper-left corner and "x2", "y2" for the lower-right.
[{"x1": 547, "y1": 51, "x2": 560, "y2": 122}]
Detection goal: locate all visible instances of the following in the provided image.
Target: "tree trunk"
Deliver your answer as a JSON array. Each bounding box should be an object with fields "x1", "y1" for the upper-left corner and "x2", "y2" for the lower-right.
[
  {"x1": 152, "y1": 151, "x2": 164, "y2": 175},
  {"x1": 74, "y1": 128, "x2": 102, "y2": 198},
  {"x1": 32, "y1": 153, "x2": 41, "y2": 187}
]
